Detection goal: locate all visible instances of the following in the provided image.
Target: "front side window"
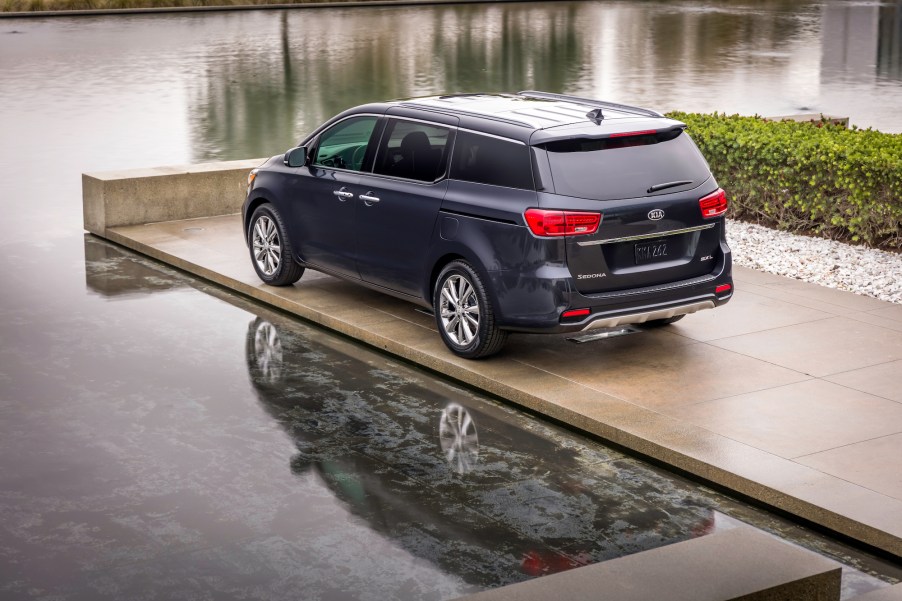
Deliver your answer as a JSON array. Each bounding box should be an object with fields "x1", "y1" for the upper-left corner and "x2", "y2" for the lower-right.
[
  {"x1": 312, "y1": 116, "x2": 378, "y2": 172},
  {"x1": 373, "y1": 119, "x2": 453, "y2": 182},
  {"x1": 450, "y1": 131, "x2": 534, "y2": 190}
]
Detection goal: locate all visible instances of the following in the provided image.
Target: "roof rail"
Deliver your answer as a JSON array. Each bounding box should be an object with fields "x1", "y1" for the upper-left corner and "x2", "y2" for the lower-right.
[
  {"x1": 396, "y1": 102, "x2": 534, "y2": 128},
  {"x1": 517, "y1": 90, "x2": 663, "y2": 118}
]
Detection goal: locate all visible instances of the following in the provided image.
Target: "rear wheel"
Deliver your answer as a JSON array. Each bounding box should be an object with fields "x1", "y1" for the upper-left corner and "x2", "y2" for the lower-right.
[
  {"x1": 248, "y1": 204, "x2": 304, "y2": 286},
  {"x1": 433, "y1": 261, "x2": 507, "y2": 359}
]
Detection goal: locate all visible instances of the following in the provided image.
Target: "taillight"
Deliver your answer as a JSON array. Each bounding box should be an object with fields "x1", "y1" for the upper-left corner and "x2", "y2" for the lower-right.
[
  {"x1": 561, "y1": 308, "x2": 590, "y2": 319},
  {"x1": 699, "y1": 188, "x2": 728, "y2": 219},
  {"x1": 524, "y1": 209, "x2": 601, "y2": 237},
  {"x1": 716, "y1": 283, "x2": 732, "y2": 295}
]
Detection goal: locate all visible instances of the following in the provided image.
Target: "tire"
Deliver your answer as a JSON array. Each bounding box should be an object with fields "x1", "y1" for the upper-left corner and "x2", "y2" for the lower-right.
[
  {"x1": 644, "y1": 314, "x2": 685, "y2": 327},
  {"x1": 433, "y1": 260, "x2": 507, "y2": 359},
  {"x1": 248, "y1": 204, "x2": 304, "y2": 286}
]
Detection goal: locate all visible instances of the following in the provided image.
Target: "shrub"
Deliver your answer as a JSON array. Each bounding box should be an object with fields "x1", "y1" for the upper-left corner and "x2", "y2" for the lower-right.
[{"x1": 667, "y1": 112, "x2": 902, "y2": 251}]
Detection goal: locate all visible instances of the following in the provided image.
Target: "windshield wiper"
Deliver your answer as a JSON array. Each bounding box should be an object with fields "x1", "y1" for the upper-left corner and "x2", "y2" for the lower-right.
[{"x1": 647, "y1": 180, "x2": 693, "y2": 193}]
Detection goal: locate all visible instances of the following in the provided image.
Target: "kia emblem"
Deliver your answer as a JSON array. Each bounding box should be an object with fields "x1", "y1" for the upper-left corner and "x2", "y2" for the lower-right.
[{"x1": 648, "y1": 209, "x2": 665, "y2": 221}]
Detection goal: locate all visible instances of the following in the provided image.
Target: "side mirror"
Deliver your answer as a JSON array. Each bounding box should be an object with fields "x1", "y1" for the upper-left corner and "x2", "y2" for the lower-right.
[{"x1": 284, "y1": 146, "x2": 308, "y2": 168}]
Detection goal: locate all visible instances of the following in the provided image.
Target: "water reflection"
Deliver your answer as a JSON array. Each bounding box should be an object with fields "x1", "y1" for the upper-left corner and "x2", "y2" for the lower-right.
[
  {"x1": 184, "y1": 0, "x2": 902, "y2": 163},
  {"x1": 188, "y1": 3, "x2": 587, "y2": 159},
  {"x1": 439, "y1": 403, "x2": 479, "y2": 475},
  {"x1": 72, "y1": 237, "x2": 899, "y2": 599},
  {"x1": 244, "y1": 315, "x2": 726, "y2": 587},
  {"x1": 878, "y1": 2, "x2": 902, "y2": 80},
  {"x1": 83, "y1": 234, "x2": 189, "y2": 298},
  {"x1": 239, "y1": 312, "x2": 898, "y2": 598},
  {"x1": 822, "y1": 1, "x2": 902, "y2": 82}
]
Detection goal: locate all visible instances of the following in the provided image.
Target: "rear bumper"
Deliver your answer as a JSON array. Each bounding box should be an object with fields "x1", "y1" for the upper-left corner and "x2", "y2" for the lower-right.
[
  {"x1": 491, "y1": 249, "x2": 733, "y2": 334},
  {"x1": 579, "y1": 298, "x2": 717, "y2": 331},
  {"x1": 500, "y1": 285, "x2": 732, "y2": 334}
]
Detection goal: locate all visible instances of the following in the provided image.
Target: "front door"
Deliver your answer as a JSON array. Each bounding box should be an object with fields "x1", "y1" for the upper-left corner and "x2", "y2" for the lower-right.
[{"x1": 291, "y1": 115, "x2": 380, "y2": 279}]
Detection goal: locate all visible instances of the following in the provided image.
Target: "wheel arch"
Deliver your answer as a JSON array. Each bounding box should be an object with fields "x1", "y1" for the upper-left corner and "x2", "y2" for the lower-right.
[
  {"x1": 243, "y1": 194, "x2": 272, "y2": 243},
  {"x1": 428, "y1": 253, "x2": 468, "y2": 307}
]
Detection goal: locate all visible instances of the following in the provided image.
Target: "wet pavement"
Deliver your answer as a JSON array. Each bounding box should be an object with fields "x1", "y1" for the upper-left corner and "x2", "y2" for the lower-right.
[{"x1": 1, "y1": 236, "x2": 899, "y2": 600}]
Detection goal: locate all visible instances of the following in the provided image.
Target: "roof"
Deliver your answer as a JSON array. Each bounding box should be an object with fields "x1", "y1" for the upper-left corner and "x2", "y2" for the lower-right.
[{"x1": 398, "y1": 91, "x2": 665, "y2": 130}]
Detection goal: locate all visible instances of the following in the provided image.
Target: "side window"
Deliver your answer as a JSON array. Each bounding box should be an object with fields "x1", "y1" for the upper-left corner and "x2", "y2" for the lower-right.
[
  {"x1": 450, "y1": 131, "x2": 534, "y2": 190},
  {"x1": 373, "y1": 119, "x2": 452, "y2": 183},
  {"x1": 313, "y1": 116, "x2": 378, "y2": 171}
]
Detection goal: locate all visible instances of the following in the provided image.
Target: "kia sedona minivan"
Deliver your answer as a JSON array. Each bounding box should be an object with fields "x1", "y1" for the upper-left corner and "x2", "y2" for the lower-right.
[{"x1": 243, "y1": 91, "x2": 733, "y2": 358}]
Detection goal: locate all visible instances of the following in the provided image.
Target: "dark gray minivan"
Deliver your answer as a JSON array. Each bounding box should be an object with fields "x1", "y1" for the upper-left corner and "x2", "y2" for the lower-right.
[{"x1": 243, "y1": 91, "x2": 733, "y2": 358}]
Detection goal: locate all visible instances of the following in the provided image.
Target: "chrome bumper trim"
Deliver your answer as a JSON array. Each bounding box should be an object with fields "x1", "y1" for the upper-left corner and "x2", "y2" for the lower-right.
[
  {"x1": 577, "y1": 223, "x2": 716, "y2": 246},
  {"x1": 580, "y1": 300, "x2": 716, "y2": 331}
]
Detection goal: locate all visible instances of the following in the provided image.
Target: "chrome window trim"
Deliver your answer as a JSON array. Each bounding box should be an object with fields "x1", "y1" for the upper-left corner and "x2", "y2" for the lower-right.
[
  {"x1": 384, "y1": 115, "x2": 456, "y2": 130},
  {"x1": 454, "y1": 128, "x2": 527, "y2": 146}
]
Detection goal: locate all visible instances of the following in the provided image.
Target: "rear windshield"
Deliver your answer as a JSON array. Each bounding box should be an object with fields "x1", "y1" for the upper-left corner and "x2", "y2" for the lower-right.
[{"x1": 541, "y1": 129, "x2": 710, "y2": 201}]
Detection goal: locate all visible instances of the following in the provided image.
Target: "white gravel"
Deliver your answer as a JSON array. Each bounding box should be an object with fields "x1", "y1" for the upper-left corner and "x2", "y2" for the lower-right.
[{"x1": 726, "y1": 219, "x2": 902, "y2": 305}]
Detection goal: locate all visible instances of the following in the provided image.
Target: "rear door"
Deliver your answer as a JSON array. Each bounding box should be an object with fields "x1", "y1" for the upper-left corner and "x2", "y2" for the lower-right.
[
  {"x1": 353, "y1": 117, "x2": 456, "y2": 296},
  {"x1": 536, "y1": 129, "x2": 724, "y2": 294}
]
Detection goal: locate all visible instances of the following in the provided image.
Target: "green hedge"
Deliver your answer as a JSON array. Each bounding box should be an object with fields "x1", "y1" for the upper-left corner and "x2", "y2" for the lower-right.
[{"x1": 667, "y1": 112, "x2": 902, "y2": 251}]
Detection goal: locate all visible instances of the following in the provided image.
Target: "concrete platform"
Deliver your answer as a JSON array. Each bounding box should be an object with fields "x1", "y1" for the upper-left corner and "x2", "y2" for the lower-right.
[
  {"x1": 81, "y1": 161, "x2": 902, "y2": 560},
  {"x1": 98, "y1": 213, "x2": 902, "y2": 559},
  {"x1": 454, "y1": 526, "x2": 842, "y2": 601}
]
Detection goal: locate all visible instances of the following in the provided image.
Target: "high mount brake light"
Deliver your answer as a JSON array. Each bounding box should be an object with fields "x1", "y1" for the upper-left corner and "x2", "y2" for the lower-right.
[
  {"x1": 524, "y1": 209, "x2": 601, "y2": 237},
  {"x1": 699, "y1": 188, "x2": 728, "y2": 219},
  {"x1": 609, "y1": 129, "x2": 657, "y2": 138}
]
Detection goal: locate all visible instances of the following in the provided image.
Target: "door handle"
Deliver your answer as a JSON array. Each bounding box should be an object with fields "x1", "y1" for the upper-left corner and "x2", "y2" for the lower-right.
[
  {"x1": 333, "y1": 187, "x2": 354, "y2": 201},
  {"x1": 360, "y1": 192, "x2": 380, "y2": 206}
]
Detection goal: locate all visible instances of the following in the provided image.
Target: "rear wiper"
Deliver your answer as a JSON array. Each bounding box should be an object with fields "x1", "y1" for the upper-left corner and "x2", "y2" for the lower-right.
[{"x1": 647, "y1": 180, "x2": 692, "y2": 193}]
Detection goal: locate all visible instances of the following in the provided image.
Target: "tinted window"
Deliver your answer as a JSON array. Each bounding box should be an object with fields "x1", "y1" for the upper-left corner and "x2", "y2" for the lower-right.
[
  {"x1": 450, "y1": 131, "x2": 534, "y2": 190},
  {"x1": 313, "y1": 116, "x2": 378, "y2": 172},
  {"x1": 373, "y1": 119, "x2": 452, "y2": 182},
  {"x1": 541, "y1": 129, "x2": 710, "y2": 201}
]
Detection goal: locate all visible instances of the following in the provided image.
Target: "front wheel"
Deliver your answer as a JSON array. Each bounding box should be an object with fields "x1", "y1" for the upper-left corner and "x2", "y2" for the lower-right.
[
  {"x1": 248, "y1": 204, "x2": 304, "y2": 286},
  {"x1": 433, "y1": 261, "x2": 507, "y2": 359}
]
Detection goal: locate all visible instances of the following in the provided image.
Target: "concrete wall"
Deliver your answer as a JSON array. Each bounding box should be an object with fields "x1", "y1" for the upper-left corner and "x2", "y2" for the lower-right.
[{"x1": 82, "y1": 158, "x2": 265, "y2": 235}]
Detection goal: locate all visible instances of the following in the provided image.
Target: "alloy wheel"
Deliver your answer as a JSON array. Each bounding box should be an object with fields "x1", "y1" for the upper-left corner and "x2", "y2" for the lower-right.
[
  {"x1": 439, "y1": 274, "x2": 480, "y2": 346},
  {"x1": 252, "y1": 215, "x2": 281, "y2": 276}
]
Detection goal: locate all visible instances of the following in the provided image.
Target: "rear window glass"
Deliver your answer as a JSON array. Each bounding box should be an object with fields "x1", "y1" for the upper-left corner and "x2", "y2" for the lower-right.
[
  {"x1": 541, "y1": 129, "x2": 710, "y2": 201},
  {"x1": 450, "y1": 131, "x2": 534, "y2": 190}
]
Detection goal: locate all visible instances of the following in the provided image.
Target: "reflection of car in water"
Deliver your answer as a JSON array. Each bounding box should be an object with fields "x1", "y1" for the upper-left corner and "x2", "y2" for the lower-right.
[
  {"x1": 245, "y1": 317, "x2": 717, "y2": 588},
  {"x1": 439, "y1": 403, "x2": 479, "y2": 475}
]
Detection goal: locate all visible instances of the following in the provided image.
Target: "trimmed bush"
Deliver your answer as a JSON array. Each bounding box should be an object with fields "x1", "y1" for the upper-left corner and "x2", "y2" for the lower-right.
[{"x1": 667, "y1": 112, "x2": 902, "y2": 251}]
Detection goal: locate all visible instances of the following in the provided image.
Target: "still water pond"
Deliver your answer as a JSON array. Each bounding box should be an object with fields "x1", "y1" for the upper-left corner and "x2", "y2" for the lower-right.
[{"x1": 1, "y1": 1, "x2": 901, "y2": 599}]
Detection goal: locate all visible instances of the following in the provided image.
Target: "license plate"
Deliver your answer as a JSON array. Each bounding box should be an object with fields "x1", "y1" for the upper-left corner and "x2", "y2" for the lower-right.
[{"x1": 635, "y1": 240, "x2": 669, "y2": 265}]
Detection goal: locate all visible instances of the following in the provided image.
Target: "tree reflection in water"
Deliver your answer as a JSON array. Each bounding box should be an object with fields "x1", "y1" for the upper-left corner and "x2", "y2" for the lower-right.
[{"x1": 188, "y1": 0, "x2": 902, "y2": 163}]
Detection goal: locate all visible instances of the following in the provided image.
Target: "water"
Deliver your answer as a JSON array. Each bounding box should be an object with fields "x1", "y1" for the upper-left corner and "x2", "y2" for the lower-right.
[
  {"x1": 2, "y1": 1, "x2": 901, "y2": 246},
  {"x1": 1, "y1": 1, "x2": 901, "y2": 599},
  {"x1": 0, "y1": 234, "x2": 893, "y2": 600}
]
